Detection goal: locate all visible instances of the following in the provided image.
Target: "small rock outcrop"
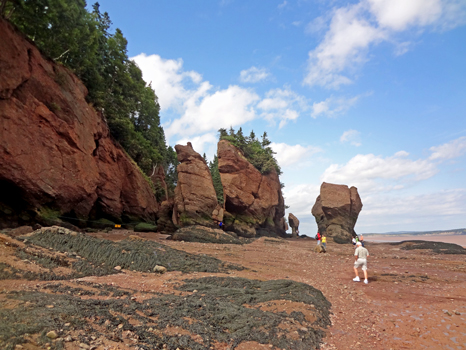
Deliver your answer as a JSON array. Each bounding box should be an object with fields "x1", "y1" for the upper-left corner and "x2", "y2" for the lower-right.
[
  {"x1": 172, "y1": 143, "x2": 218, "y2": 227},
  {"x1": 288, "y1": 213, "x2": 300, "y2": 238},
  {"x1": 0, "y1": 18, "x2": 158, "y2": 227},
  {"x1": 311, "y1": 182, "x2": 362, "y2": 243},
  {"x1": 217, "y1": 140, "x2": 286, "y2": 238},
  {"x1": 171, "y1": 225, "x2": 243, "y2": 244}
]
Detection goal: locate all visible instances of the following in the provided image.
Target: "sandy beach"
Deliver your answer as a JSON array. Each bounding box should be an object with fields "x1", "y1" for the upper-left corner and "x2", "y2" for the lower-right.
[{"x1": 365, "y1": 234, "x2": 466, "y2": 247}]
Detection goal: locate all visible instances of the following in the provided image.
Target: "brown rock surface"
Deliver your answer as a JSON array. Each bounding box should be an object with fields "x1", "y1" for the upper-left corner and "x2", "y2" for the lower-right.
[
  {"x1": 217, "y1": 140, "x2": 285, "y2": 237},
  {"x1": 0, "y1": 18, "x2": 158, "y2": 227},
  {"x1": 172, "y1": 143, "x2": 218, "y2": 226},
  {"x1": 288, "y1": 213, "x2": 299, "y2": 238},
  {"x1": 312, "y1": 182, "x2": 362, "y2": 243}
]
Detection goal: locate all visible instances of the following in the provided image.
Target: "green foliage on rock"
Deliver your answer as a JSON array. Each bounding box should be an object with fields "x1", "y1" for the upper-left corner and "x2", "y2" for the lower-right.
[
  {"x1": 5, "y1": 0, "x2": 177, "y2": 191},
  {"x1": 134, "y1": 222, "x2": 157, "y2": 233},
  {"x1": 218, "y1": 127, "x2": 281, "y2": 175},
  {"x1": 209, "y1": 155, "x2": 224, "y2": 205}
]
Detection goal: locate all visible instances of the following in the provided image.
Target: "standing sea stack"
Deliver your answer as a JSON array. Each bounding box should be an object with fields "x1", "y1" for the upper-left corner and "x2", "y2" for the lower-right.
[
  {"x1": 172, "y1": 143, "x2": 218, "y2": 227},
  {"x1": 288, "y1": 213, "x2": 300, "y2": 238},
  {"x1": 217, "y1": 140, "x2": 286, "y2": 237},
  {"x1": 311, "y1": 182, "x2": 362, "y2": 243}
]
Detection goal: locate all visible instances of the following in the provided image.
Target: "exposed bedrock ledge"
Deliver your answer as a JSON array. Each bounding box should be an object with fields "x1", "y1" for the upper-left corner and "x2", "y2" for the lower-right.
[{"x1": 0, "y1": 18, "x2": 158, "y2": 227}]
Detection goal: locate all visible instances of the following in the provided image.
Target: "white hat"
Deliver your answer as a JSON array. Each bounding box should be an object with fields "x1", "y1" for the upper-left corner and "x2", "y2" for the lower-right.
[{"x1": 356, "y1": 241, "x2": 362, "y2": 246}]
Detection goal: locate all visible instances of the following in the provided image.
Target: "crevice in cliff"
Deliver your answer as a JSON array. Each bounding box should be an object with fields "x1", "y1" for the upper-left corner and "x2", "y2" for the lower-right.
[
  {"x1": 0, "y1": 48, "x2": 33, "y2": 100},
  {"x1": 93, "y1": 138, "x2": 100, "y2": 157}
]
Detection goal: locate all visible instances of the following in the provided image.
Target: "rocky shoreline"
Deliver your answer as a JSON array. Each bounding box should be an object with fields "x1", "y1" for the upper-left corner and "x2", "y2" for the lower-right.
[{"x1": 1, "y1": 226, "x2": 465, "y2": 349}]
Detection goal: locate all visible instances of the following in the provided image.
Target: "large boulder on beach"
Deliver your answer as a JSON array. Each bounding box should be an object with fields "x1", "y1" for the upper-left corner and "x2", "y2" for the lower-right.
[
  {"x1": 172, "y1": 143, "x2": 218, "y2": 227},
  {"x1": 311, "y1": 182, "x2": 362, "y2": 243}
]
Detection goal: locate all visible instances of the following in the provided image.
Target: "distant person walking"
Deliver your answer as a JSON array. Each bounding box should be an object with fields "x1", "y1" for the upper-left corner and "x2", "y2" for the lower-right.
[
  {"x1": 321, "y1": 235, "x2": 327, "y2": 250},
  {"x1": 352, "y1": 235, "x2": 358, "y2": 248},
  {"x1": 359, "y1": 234, "x2": 365, "y2": 247},
  {"x1": 353, "y1": 241, "x2": 369, "y2": 284},
  {"x1": 316, "y1": 232, "x2": 321, "y2": 245}
]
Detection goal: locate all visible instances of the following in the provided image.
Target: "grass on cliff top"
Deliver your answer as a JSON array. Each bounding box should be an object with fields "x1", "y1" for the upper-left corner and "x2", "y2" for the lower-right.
[
  {"x1": 0, "y1": 277, "x2": 331, "y2": 350},
  {"x1": 20, "y1": 229, "x2": 244, "y2": 273}
]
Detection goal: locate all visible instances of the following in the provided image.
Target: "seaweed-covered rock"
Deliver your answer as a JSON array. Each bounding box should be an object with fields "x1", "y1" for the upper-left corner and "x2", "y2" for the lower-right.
[
  {"x1": 392, "y1": 240, "x2": 466, "y2": 255},
  {"x1": 311, "y1": 182, "x2": 362, "y2": 243},
  {"x1": 172, "y1": 225, "x2": 243, "y2": 244},
  {"x1": 134, "y1": 222, "x2": 157, "y2": 232}
]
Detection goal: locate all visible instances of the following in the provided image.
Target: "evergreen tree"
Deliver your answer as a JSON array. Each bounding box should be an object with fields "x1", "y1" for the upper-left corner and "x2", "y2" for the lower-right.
[
  {"x1": 5, "y1": 0, "x2": 178, "y2": 196},
  {"x1": 209, "y1": 155, "x2": 224, "y2": 205}
]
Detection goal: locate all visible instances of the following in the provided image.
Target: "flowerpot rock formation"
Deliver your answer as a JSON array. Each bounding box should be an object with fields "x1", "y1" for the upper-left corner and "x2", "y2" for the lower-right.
[
  {"x1": 311, "y1": 182, "x2": 362, "y2": 243},
  {"x1": 288, "y1": 213, "x2": 299, "y2": 238},
  {"x1": 172, "y1": 143, "x2": 218, "y2": 227}
]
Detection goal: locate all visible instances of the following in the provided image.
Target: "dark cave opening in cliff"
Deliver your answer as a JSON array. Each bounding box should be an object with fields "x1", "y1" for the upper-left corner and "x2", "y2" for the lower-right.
[
  {"x1": 0, "y1": 179, "x2": 35, "y2": 227},
  {"x1": 88, "y1": 197, "x2": 120, "y2": 225}
]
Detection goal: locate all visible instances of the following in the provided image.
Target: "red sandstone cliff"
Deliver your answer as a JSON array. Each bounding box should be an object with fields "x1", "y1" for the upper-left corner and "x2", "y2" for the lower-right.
[
  {"x1": 217, "y1": 140, "x2": 286, "y2": 237},
  {"x1": 0, "y1": 18, "x2": 158, "y2": 227}
]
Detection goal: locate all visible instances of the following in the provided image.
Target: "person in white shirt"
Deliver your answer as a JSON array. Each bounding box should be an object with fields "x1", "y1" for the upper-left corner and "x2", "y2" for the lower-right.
[{"x1": 353, "y1": 241, "x2": 369, "y2": 284}]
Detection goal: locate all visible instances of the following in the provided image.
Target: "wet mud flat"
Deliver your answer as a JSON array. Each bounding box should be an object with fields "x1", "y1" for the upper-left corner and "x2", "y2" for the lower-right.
[{"x1": 0, "y1": 228, "x2": 332, "y2": 350}]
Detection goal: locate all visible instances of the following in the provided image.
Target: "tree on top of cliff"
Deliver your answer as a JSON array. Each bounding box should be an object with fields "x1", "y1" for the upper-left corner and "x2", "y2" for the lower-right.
[
  {"x1": 4, "y1": 0, "x2": 177, "y2": 197},
  {"x1": 218, "y1": 127, "x2": 282, "y2": 175}
]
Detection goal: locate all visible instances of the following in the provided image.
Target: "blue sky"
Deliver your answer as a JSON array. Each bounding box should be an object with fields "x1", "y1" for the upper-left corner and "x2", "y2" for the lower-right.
[{"x1": 94, "y1": 0, "x2": 466, "y2": 234}]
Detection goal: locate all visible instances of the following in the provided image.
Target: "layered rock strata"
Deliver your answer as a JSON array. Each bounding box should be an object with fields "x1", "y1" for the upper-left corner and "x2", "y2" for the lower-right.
[
  {"x1": 311, "y1": 182, "x2": 362, "y2": 243},
  {"x1": 172, "y1": 143, "x2": 218, "y2": 227},
  {"x1": 217, "y1": 140, "x2": 286, "y2": 237},
  {"x1": 0, "y1": 18, "x2": 158, "y2": 227}
]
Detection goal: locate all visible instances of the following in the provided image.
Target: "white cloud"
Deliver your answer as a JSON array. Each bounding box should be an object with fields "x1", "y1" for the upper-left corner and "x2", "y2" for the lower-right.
[
  {"x1": 311, "y1": 95, "x2": 361, "y2": 118},
  {"x1": 239, "y1": 66, "x2": 270, "y2": 83},
  {"x1": 321, "y1": 151, "x2": 438, "y2": 194},
  {"x1": 357, "y1": 189, "x2": 466, "y2": 232},
  {"x1": 258, "y1": 87, "x2": 309, "y2": 128},
  {"x1": 367, "y1": 0, "x2": 442, "y2": 31},
  {"x1": 304, "y1": 0, "x2": 466, "y2": 88},
  {"x1": 429, "y1": 136, "x2": 466, "y2": 161},
  {"x1": 271, "y1": 142, "x2": 322, "y2": 168},
  {"x1": 166, "y1": 85, "x2": 259, "y2": 139},
  {"x1": 340, "y1": 129, "x2": 362, "y2": 146},
  {"x1": 131, "y1": 53, "x2": 202, "y2": 111},
  {"x1": 278, "y1": 0, "x2": 287, "y2": 9}
]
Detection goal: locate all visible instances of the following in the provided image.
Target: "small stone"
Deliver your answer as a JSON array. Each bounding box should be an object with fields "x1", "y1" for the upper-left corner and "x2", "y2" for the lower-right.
[
  {"x1": 46, "y1": 305, "x2": 54, "y2": 308},
  {"x1": 79, "y1": 343, "x2": 90, "y2": 349},
  {"x1": 46, "y1": 330, "x2": 58, "y2": 339},
  {"x1": 15, "y1": 345, "x2": 24, "y2": 349},
  {"x1": 153, "y1": 265, "x2": 167, "y2": 274},
  {"x1": 118, "y1": 324, "x2": 124, "y2": 329},
  {"x1": 300, "y1": 327, "x2": 308, "y2": 332},
  {"x1": 64, "y1": 335, "x2": 73, "y2": 342},
  {"x1": 454, "y1": 311, "x2": 460, "y2": 315},
  {"x1": 64, "y1": 323, "x2": 71, "y2": 327},
  {"x1": 114, "y1": 266, "x2": 122, "y2": 271},
  {"x1": 445, "y1": 311, "x2": 452, "y2": 316}
]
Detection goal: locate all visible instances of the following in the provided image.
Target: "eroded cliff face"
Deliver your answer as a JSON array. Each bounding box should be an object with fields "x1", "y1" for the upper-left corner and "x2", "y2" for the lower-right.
[
  {"x1": 217, "y1": 140, "x2": 286, "y2": 237},
  {"x1": 311, "y1": 182, "x2": 363, "y2": 243},
  {"x1": 0, "y1": 18, "x2": 158, "y2": 227}
]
